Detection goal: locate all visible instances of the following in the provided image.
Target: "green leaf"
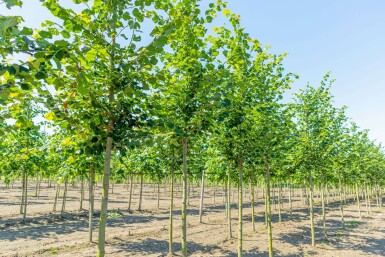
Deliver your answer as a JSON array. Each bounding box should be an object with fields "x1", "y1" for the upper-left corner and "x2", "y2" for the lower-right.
[
  {"x1": 45, "y1": 112, "x2": 55, "y2": 120},
  {"x1": 34, "y1": 70, "x2": 47, "y2": 79},
  {"x1": 20, "y1": 27, "x2": 33, "y2": 35},
  {"x1": 20, "y1": 83, "x2": 31, "y2": 90},
  {"x1": 38, "y1": 30, "x2": 52, "y2": 39},
  {"x1": 133, "y1": 8, "x2": 144, "y2": 22},
  {"x1": 3, "y1": 0, "x2": 22, "y2": 9},
  {"x1": 0, "y1": 16, "x2": 19, "y2": 34},
  {"x1": 85, "y1": 49, "x2": 97, "y2": 61}
]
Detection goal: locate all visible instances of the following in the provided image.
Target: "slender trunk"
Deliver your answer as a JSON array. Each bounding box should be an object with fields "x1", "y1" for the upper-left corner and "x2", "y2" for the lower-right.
[
  {"x1": 227, "y1": 170, "x2": 232, "y2": 239},
  {"x1": 199, "y1": 170, "x2": 205, "y2": 223},
  {"x1": 89, "y1": 170, "x2": 95, "y2": 242},
  {"x1": 96, "y1": 15, "x2": 116, "y2": 255},
  {"x1": 35, "y1": 171, "x2": 39, "y2": 197},
  {"x1": 138, "y1": 174, "x2": 143, "y2": 211},
  {"x1": 321, "y1": 182, "x2": 327, "y2": 241},
  {"x1": 38, "y1": 176, "x2": 42, "y2": 198},
  {"x1": 23, "y1": 172, "x2": 28, "y2": 222},
  {"x1": 157, "y1": 182, "x2": 160, "y2": 211},
  {"x1": 356, "y1": 183, "x2": 361, "y2": 219},
  {"x1": 225, "y1": 184, "x2": 228, "y2": 218},
  {"x1": 80, "y1": 178, "x2": 84, "y2": 210},
  {"x1": 238, "y1": 158, "x2": 243, "y2": 257},
  {"x1": 61, "y1": 180, "x2": 68, "y2": 215},
  {"x1": 338, "y1": 173, "x2": 345, "y2": 229},
  {"x1": 181, "y1": 137, "x2": 188, "y2": 257},
  {"x1": 368, "y1": 184, "x2": 372, "y2": 214},
  {"x1": 273, "y1": 183, "x2": 277, "y2": 210},
  {"x1": 264, "y1": 182, "x2": 268, "y2": 228},
  {"x1": 169, "y1": 168, "x2": 174, "y2": 255},
  {"x1": 364, "y1": 182, "x2": 369, "y2": 215},
  {"x1": 128, "y1": 174, "x2": 133, "y2": 212},
  {"x1": 278, "y1": 180, "x2": 282, "y2": 223},
  {"x1": 266, "y1": 159, "x2": 273, "y2": 257},
  {"x1": 251, "y1": 175, "x2": 255, "y2": 233},
  {"x1": 97, "y1": 132, "x2": 113, "y2": 257},
  {"x1": 289, "y1": 181, "x2": 293, "y2": 220},
  {"x1": 53, "y1": 183, "x2": 60, "y2": 211},
  {"x1": 309, "y1": 171, "x2": 315, "y2": 246},
  {"x1": 20, "y1": 170, "x2": 26, "y2": 214}
]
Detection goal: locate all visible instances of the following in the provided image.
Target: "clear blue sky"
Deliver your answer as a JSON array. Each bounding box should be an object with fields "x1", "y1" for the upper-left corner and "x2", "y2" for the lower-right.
[
  {"x1": 4, "y1": 1, "x2": 385, "y2": 143},
  {"x1": 227, "y1": 0, "x2": 385, "y2": 144}
]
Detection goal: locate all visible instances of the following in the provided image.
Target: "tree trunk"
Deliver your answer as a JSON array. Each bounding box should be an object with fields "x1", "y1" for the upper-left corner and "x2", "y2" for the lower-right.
[
  {"x1": 338, "y1": 173, "x2": 345, "y2": 229},
  {"x1": 23, "y1": 171, "x2": 28, "y2": 222},
  {"x1": 289, "y1": 182, "x2": 293, "y2": 220},
  {"x1": 321, "y1": 182, "x2": 327, "y2": 241},
  {"x1": 169, "y1": 168, "x2": 174, "y2": 255},
  {"x1": 225, "y1": 184, "x2": 228, "y2": 218},
  {"x1": 356, "y1": 183, "x2": 361, "y2": 219},
  {"x1": 199, "y1": 170, "x2": 205, "y2": 223},
  {"x1": 89, "y1": 169, "x2": 95, "y2": 242},
  {"x1": 157, "y1": 182, "x2": 160, "y2": 211},
  {"x1": 35, "y1": 171, "x2": 39, "y2": 197},
  {"x1": 251, "y1": 175, "x2": 255, "y2": 233},
  {"x1": 128, "y1": 174, "x2": 133, "y2": 212},
  {"x1": 61, "y1": 180, "x2": 68, "y2": 215},
  {"x1": 53, "y1": 183, "x2": 60, "y2": 211},
  {"x1": 97, "y1": 131, "x2": 113, "y2": 257},
  {"x1": 138, "y1": 174, "x2": 143, "y2": 211},
  {"x1": 309, "y1": 171, "x2": 315, "y2": 246},
  {"x1": 96, "y1": 19, "x2": 116, "y2": 255},
  {"x1": 278, "y1": 180, "x2": 282, "y2": 223},
  {"x1": 20, "y1": 170, "x2": 26, "y2": 214},
  {"x1": 181, "y1": 137, "x2": 188, "y2": 257},
  {"x1": 80, "y1": 178, "x2": 84, "y2": 210},
  {"x1": 238, "y1": 158, "x2": 243, "y2": 257},
  {"x1": 264, "y1": 182, "x2": 268, "y2": 228},
  {"x1": 266, "y1": 159, "x2": 273, "y2": 257},
  {"x1": 227, "y1": 170, "x2": 232, "y2": 239}
]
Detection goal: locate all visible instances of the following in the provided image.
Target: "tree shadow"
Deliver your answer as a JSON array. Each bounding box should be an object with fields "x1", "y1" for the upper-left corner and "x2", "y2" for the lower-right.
[{"x1": 0, "y1": 210, "x2": 168, "y2": 242}]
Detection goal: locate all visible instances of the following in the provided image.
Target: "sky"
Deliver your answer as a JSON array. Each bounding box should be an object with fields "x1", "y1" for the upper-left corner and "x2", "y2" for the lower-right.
[
  {"x1": 3, "y1": 1, "x2": 385, "y2": 144},
  {"x1": 226, "y1": 0, "x2": 385, "y2": 144}
]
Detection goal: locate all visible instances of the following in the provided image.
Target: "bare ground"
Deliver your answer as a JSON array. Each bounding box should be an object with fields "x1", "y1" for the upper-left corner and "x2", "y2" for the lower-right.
[{"x1": 1, "y1": 180, "x2": 385, "y2": 257}]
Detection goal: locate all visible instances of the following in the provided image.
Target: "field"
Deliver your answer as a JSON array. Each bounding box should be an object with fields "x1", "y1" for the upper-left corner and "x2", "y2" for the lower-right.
[{"x1": 1, "y1": 181, "x2": 384, "y2": 257}]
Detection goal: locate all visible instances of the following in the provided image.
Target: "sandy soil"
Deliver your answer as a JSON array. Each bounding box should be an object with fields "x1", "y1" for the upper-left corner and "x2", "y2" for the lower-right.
[{"x1": 0, "y1": 180, "x2": 384, "y2": 257}]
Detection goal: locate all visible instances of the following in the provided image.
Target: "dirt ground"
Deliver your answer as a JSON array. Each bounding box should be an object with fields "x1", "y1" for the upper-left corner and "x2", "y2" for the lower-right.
[{"x1": 1, "y1": 180, "x2": 385, "y2": 257}]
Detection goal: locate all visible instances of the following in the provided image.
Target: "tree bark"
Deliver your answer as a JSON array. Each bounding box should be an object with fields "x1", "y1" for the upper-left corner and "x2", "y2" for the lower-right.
[
  {"x1": 61, "y1": 180, "x2": 68, "y2": 215},
  {"x1": 309, "y1": 171, "x2": 315, "y2": 246},
  {"x1": 251, "y1": 174, "x2": 255, "y2": 233},
  {"x1": 169, "y1": 167, "x2": 174, "y2": 255},
  {"x1": 199, "y1": 170, "x2": 205, "y2": 223},
  {"x1": 266, "y1": 159, "x2": 273, "y2": 257},
  {"x1": 128, "y1": 173, "x2": 133, "y2": 212},
  {"x1": 53, "y1": 182, "x2": 60, "y2": 211},
  {"x1": 80, "y1": 178, "x2": 84, "y2": 210},
  {"x1": 89, "y1": 169, "x2": 95, "y2": 242},
  {"x1": 238, "y1": 158, "x2": 243, "y2": 257},
  {"x1": 138, "y1": 174, "x2": 143, "y2": 211},
  {"x1": 22, "y1": 171, "x2": 28, "y2": 222},
  {"x1": 227, "y1": 170, "x2": 232, "y2": 239},
  {"x1": 181, "y1": 137, "x2": 188, "y2": 257},
  {"x1": 356, "y1": 183, "x2": 361, "y2": 219},
  {"x1": 321, "y1": 182, "x2": 327, "y2": 241},
  {"x1": 157, "y1": 182, "x2": 160, "y2": 211}
]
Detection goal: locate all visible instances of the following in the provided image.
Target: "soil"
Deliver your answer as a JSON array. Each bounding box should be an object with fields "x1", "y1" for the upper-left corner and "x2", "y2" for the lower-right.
[{"x1": 1, "y1": 180, "x2": 384, "y2": 257}]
